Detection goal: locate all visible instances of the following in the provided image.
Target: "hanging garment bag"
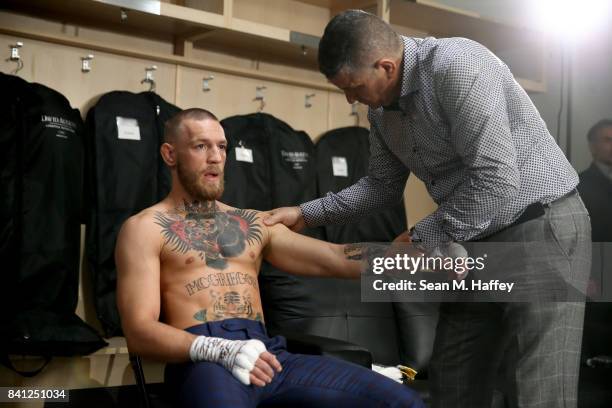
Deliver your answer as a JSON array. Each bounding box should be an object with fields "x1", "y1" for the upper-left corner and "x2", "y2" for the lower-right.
[
  {"x1": 318, "y1": 126, "x2": 438, "y2": 372},
  {"x1": 0, "y1": 73, "x2": 106, "y2": 375},
  {"x1": 221, "y1": 112, "x2": 319, "y2": 210},
  {"x1": 85, "y1": 91, "x2": 180, "y2": 336},
  {"x1": 315, "y1": 126, "x2": 407, "y2": 243}
]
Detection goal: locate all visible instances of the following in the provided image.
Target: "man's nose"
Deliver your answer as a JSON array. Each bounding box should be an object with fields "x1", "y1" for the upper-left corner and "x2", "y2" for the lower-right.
[
  {"x1": 345, "y1": 92, "x2": 357, "y2": 104},
  {"x1": 208, "y1": 146, "x2": 223, "y2": 162}
]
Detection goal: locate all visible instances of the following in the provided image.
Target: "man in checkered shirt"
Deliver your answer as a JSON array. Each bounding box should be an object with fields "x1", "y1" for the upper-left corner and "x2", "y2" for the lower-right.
[{"x1": 265, "y1": 10, "x2": 591, "y2": 408}]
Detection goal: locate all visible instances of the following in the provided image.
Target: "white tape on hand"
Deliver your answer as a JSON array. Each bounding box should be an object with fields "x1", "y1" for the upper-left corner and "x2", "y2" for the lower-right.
[{"x1": 189, "y1": 336, "x2": 266, "y2": 385}]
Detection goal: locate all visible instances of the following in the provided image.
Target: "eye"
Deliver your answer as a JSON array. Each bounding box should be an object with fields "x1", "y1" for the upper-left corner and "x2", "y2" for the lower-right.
[
  {"x1": 219, "y1": 144, "x2": 227, "y2": 151},
  {"x1": 196, "y1": 144, "x2": 206, "y2": 150}
]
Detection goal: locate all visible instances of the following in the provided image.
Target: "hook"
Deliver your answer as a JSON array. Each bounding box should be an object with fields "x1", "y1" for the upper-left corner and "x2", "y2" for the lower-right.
[
  {"x1": 7, "y1": 42, "x2": 24, "y2": 75},
  {"x1": 203, "y1": 75, "x2": 214, "y2": 92},
  {"x1": 120, "y1": 8, "x2": 128, "y2": 22},
  {"x1": 254, "y1": 86, "x2": 266, "y2": 112},
  {"x1": 305, "y1": 93, "x2": 315, "y2": 108},
  {"x1": 141, "y1": 65, "x2": 157, "y2": 92},
  {"x1": 81, "y1": 54, "x2": 94, "y2": 73},
  {"x1": 351, "y1": 102, "x2": 360, "y2": 126}
]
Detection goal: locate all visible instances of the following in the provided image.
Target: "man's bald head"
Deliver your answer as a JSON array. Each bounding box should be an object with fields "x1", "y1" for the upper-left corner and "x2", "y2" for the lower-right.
[
  {"x1": 164, "y1": 108, "x2": 220, "y2": 144},
  {"x1": 318, "y1": 10, "x2": 402, "y2": 79}
]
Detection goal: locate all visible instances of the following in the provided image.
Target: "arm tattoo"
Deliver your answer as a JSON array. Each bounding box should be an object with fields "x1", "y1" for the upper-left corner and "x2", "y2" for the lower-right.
[
  {"x1": 343, "y1": 243, "x2": 387, "y2": 260},
  {"x1": 343, "y1": 243, "x2": 388, "y2": 274},
  {"x1": 154, "y1": 200, "x2": 263, "y2": 270}
]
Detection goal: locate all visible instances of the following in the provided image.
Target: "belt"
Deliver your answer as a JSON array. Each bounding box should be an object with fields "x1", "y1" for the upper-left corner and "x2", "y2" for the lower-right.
[{"x1": 510, "y1": 189, "x2": 577, "y2": 228}]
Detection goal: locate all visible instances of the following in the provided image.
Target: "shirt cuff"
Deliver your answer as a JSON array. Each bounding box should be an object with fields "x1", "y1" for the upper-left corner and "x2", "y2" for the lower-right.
[
  {"x1": 413, "y1": 213, "x2": 453, "y2": 250},
  {"x1": 299, "y1": 199, "x2": 327, "y2": 228}
]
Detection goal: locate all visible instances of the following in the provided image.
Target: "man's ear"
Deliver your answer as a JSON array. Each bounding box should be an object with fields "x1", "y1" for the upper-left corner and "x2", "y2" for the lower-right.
[
  {"x1": 160, "y1": 142, "x2": 176, "y2": 166},
  {"x1": 376, "y1": 58, "x2": 398, "y2": 79}
]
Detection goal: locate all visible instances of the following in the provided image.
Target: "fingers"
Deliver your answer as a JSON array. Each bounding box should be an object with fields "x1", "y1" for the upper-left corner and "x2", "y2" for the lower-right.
[
  {"x1": 247, "y1": 352, "x2": 282, "y2": 388},
  {"x1": 259, "y1": 351, "x2": 282, "y2": 373},
  {"x1": 250, "y1": 365, "x2": 272, "y2": 386},
  {"x1": 263, "y1": 206, "x2": 304, "y2": 230},
  {"x1": 393, "y1": 230, "x2": 412, "y2": 243},
  {"x1": 263, "y1": 208, "x2": 288, "y2": 226},
  {"x1": 254, "y1": 358, "x2": 274, "y2": 379},
  {"x1": 249, "y1": 371, "x2": 267, "y2": 387}
]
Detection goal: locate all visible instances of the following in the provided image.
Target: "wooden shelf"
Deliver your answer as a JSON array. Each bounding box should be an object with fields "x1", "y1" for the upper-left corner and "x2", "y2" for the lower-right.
[
  {"x1": 0, "y1": 0, "x2": 547, "y2": 91},
  {"x1": 1, "y1": 0, "x2": 321, "y2": 68},
  {"x1": 387, "y1": 0, "x2": 547, "y2": 92}
]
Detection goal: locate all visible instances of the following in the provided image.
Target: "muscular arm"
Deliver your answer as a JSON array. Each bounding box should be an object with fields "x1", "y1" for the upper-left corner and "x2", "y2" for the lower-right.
[
  {"x1": 263, "y1": 224, "x2": 371, "y2": 279},
  {"x1": 115, "y1": 215, "x2": 196, "y2": 363}
]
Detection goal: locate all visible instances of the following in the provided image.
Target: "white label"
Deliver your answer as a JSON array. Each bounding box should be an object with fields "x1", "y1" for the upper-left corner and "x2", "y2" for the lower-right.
[
  {"x1": 235, "y1": 147, "x2": 253, "y2": 163},
  {"x1": 281, "y1": 150, "x2": 309, "y2": 170},
  {"x1": 332, "y1": 156, "x2": 348, "y2": 177},
  {"x1": 116, "y1": 117, "x2": 141, "y2": 141},
  {"x1": 41, "y1": 115, "x2": 77, "y2": 139}
]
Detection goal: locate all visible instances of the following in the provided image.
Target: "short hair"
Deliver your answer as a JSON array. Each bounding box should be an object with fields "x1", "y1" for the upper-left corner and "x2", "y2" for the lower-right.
[
  {"x1": 164, "y1": 108, "x2": 219, "y2": 143},
  {"x1": 318, "y1": 9, "x2": 402, "y2": 78},
  {"x1": 587, "y1": 119, "x2": 612, "y2": 143}
]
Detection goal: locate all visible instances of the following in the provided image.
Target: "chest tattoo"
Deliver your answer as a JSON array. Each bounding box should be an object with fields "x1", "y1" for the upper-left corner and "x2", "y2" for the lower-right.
[{"x1": 154, "y1": 200, "x2": 262, "y2": 270}]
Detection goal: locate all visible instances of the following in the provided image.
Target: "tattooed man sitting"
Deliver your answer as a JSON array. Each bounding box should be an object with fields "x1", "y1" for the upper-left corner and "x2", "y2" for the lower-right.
[{"x1": 115, "y1": 108, "x2": 423, "y2": 408}]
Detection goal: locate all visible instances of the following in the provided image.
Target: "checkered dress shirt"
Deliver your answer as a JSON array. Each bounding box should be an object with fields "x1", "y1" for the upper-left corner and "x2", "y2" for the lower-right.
[{"x1": 301, "y1": 36, "x2": 578, "y2": 247}]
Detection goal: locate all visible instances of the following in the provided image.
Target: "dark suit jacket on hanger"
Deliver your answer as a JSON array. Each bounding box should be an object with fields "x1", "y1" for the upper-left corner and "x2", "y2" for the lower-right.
[{"x1": 578, "y1": 163, "x2": 612, "y2": 242}]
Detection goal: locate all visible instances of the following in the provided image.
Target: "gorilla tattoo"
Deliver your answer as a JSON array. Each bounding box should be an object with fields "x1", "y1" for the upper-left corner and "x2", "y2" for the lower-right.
[{"x1": 155, "y1": 201, "x2": 263, "y2": 270}]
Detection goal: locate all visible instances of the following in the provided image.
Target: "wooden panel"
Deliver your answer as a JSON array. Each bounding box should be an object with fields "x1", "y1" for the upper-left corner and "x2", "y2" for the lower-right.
[
  {"x1": 0, "y1": 10, "x2": 175, "y2": 55},
  {"x1": 0, "y1": 12, "x2": 335, "y2": 91},
  {"x1": 178, "y1": 66, "x2": 329, "y2": 139},
  {"x1": 389, "y1": 0, "x2": 542, "y2": 55},
  {"x1": 234, "y1": 0, "x2": 329, "y2": 37},
  {"x1": 404, "y1": 174, "x2": 437, "y2": 228},
  {"x1": 0, "y1": 34, "x2": 177, "y2": 114}
]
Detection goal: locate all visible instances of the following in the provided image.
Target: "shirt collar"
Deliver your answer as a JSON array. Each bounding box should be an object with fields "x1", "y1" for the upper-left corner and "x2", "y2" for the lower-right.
[{"x1": 383, "y1": 36, "x2": 420, "y2": 113}]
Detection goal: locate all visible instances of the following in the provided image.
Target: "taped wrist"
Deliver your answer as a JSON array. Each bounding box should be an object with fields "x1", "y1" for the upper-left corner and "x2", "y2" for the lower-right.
[{"x1": 189, "y1": 336, "x2": 266, "y2": 385}]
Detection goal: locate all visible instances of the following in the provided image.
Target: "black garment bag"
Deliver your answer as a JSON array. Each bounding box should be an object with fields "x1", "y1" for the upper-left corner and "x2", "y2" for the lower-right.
[
  {"x1": 0, "y1": 73, "x2": 106, "y2": 376},
  {"x1": 85, "y1": 91, "x2": 180, "y2": 337}
]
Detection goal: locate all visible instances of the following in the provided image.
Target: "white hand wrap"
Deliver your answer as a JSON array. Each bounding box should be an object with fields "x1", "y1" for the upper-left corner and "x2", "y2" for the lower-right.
[{"x1": 189, "y1": 336, "x2": 266, "y2": 385}]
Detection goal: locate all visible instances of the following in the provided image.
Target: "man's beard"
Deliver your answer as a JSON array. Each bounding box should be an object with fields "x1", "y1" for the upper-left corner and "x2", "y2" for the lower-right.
[{"x1": 176, "y1": 160, "x2": 224, "y2": 201}]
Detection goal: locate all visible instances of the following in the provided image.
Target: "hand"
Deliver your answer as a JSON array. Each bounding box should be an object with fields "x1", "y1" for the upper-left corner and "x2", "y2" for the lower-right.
[
  {"x1": 393, "y1": 230, "x2": 412, "y2": 243},
  {"x1": 263, "y1": 206, "x2": 305, "y2": 232},
  {"x1": 249, "y1": 351, "x2": 283, "y2": 387},
  {"x1": 190, "y1": 337, "x2": 280, "y2": 386}
]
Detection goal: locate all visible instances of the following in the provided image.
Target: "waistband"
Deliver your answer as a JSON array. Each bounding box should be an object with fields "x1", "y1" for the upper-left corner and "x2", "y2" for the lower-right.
[
  {"x1": 184, "y1": 318, "x2": 268, "y2": 338},
  {"x1": 511, "y1": 189, "x2": 578, "y2": 228}
]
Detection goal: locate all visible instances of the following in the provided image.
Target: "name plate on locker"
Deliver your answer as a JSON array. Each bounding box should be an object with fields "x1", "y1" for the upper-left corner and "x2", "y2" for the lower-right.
[
  {"x1": 332, "y1": 156, "x2": 348, "y2": 177},
  {"x1": 116, "y1": 117, "x2": 141, "y2": 141}
]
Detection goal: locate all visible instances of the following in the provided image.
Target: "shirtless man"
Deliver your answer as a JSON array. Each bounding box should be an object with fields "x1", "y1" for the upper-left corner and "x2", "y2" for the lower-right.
[{"x1": 115, "y1": 108, "x2": 423, "y2": 408}]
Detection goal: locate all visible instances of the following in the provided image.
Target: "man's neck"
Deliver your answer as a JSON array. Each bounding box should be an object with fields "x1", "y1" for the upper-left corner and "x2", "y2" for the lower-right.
[{"x1": 169, "y1": 195, "x2": 218, "y2": 217}]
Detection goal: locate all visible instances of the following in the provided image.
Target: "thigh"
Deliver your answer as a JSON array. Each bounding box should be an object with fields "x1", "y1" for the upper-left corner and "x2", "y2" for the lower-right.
[
  {"x1": 165, "y1": 361, "x2": 256, "y2": 408},
  {"x1": 430, "y1": 302, "x2": 506, "y2": 408},
  {"x1": 260, "y1": 354, "x2": 424, "y2": 408}
]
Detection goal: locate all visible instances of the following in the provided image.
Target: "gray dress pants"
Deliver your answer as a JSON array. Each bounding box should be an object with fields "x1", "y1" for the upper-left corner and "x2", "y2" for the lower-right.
[{"x1": 430, "y1": 193, "x2": 591, "y2": 408}]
